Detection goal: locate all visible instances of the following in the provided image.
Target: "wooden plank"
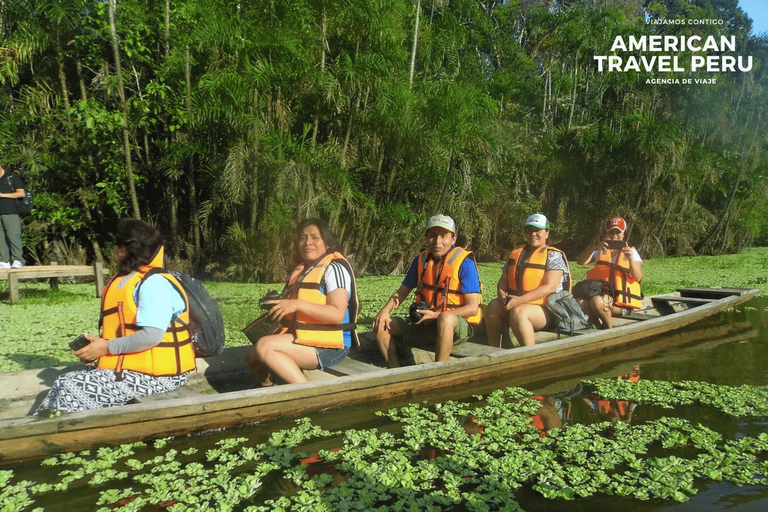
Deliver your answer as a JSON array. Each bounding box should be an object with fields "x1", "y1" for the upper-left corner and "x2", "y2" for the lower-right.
[
  {"x1": 677, "y1": 287, "x2": 750, "y2": 299},
  {"x1": 49, "y1": 261, "x2": 59, "y2": 291},
  {"x1": 324, "y1": 358, "x2": 381, "y2": 376},
  {"x1": 8, "y1": 272, "x2": 19, "y2": 304},
  {"x1": 0, "y1": 265, "x2": 111, "y2": 281},
  {"x1": 1, "y1": 265, "x2": 112, "y2": 303},
  {"x1": 451, "y1": 343, "x2": 508, "y2": 357},
  {"x1": 131, "y1": 385, "x2": 202, "y2": 403},
  {"x1": 626, "y1": 311, "x2": 661, "y2": 321},
  {"x1": 651, "y1": 295, "x2": 714, "y2": 304},
  {"x1": 94, "y1": 262, "x2": 106, "y2": 297}
]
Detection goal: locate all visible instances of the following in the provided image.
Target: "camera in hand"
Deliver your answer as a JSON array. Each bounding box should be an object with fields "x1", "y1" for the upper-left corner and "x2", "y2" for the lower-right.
[
  {"x1": 409, "y1": 302, "x2": 429, "y2": 323},
  {"x1": 69, "y1": 334, "x2": 90, "y2": 351},
  {"x1": 604, "y1": 239, "x2": 626, "y2": 250},
  {"x1": 259, "y1": 290, "x2": 282, "y2": 310}
]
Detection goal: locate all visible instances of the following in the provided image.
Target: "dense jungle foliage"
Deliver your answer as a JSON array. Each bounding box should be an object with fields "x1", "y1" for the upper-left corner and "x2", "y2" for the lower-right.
[{"x1": 0, "y1": 0, "x2": 766, "y2": 280}]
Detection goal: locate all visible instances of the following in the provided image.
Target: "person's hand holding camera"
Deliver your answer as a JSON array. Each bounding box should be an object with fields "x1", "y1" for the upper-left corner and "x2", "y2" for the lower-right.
[
  {"x1": 409, "y1": 302, "x2": 436, "y2": 325},
  {"x1": 266, "y1": 298, "x2": 300, "y2": 322},
  {"x1": 259, "y1": 290, "x2": 282, "y2": 310},
  {"x1": 504, "y1": 294, "x2": 523, "y2": 311},
  {"x1": 75, "y1": 333, "x2": 110, "y2": 364}
]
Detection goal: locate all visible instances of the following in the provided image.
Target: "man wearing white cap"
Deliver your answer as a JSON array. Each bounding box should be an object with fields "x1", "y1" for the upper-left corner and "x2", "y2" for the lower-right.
[
  {"x1": 373, "y1": 214, "x2": 482, "y2": 367},
  {"x1": 485, "y1": 213, "x2": 570, "y2": 347}
]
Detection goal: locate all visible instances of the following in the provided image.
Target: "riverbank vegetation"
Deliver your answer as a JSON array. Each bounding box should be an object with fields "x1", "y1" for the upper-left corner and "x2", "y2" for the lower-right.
[
  {"x1": 2, "y1": 380, "x2": 768, "y2": 511},
  {"x1": 1, "y1": 248, "x2": 766, "y2": 373},
  {"x1": 1, "y1": 0, "x2": 767, "y2": 280}
]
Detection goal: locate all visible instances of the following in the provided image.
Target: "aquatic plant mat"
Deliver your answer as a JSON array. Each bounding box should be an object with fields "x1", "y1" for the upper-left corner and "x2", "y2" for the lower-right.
[{"x1": 3, "y1": 378, "x2": 768, "y2": 511}]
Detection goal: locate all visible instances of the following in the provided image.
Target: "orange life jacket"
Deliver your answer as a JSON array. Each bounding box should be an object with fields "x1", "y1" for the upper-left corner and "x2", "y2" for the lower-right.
[
  {"x1": 585, "y1": 249, "x2": 642, "y2": 309},
  {"x1": 507, "y1": 245, "x2": 571, "y2": 306},
  {"x1": 283, "y1": 251, "x2": 359, "y2": 349},
  {"x1": 98, "y1": 247, "x2": 196, "y2": 377},
  {"x1": 414, "y1": 247, "x2": 483, "y2": 324}
]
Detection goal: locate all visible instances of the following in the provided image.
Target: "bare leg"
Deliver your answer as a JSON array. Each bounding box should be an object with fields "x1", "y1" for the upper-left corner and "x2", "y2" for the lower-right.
[
  {"x1": 590, "y1": 294, "x2": 613, "y2": 329},
  {"x1": 508, "y1": 304, "x2": 549, "y2": 347},
  {"x1": 376, "y1": 320, "x2": 403, "y2": 368},
  {"x1": 578, "y1": 297, "x2": 600, "y2": 327},
  {"x1": 246, "y1": 333, "x2": 320, "y2": 386},
  {"x1": 484, "y1": 298, "x2": 506, "y2": 348},
  {"x1": 434, "y1": 312, "x2": 458, "y2": 361},
  {"x1": 245, "y1": 344, "x2": 272, "y2": 385}
]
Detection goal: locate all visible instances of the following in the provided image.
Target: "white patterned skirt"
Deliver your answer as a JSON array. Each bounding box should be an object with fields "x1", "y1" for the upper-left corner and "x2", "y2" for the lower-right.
[{"x1": 35, "y1": 367, "x2": 190, "y2": 414}]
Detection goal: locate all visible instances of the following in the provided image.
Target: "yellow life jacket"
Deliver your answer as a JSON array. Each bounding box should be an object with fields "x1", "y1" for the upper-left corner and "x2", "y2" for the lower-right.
[
  {"x1": 283, "y1": 251, "x2": 359, "y2": 349},
  {"x1": 507, "y1": 245, "x2": 571, "y2": 306},
  {"x1": 585, "y1": 249, "x2": 642, "y2": 309},
  {"x1": 414, "y1": 247, "x2": 483, "y2": 324},
  {"x1": 98, "y1": 247, "x2": 196, "y2": 377}
]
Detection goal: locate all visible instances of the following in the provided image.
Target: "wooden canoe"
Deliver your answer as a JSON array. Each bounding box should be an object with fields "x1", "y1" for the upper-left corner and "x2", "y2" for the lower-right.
[{"x1": 0, "y1": 286, "x2": 759, "y2": 462}]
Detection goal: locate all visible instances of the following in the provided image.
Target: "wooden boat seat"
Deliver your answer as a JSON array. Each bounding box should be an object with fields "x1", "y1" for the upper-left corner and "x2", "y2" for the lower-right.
[
  {"x1": 651, "y1": 295, "x2": 714, "y2": 305},
  {"x1": 451, "y1": 342, "x2": 508, "y2": 358},
  {"x1": 652, "y1": 295, "x2": 714, "y2": 314},
  {"x1": 677, "y1": 287, "x2": 748, "y2": 299},
  {"x1": 324, "y1": 357, "x2": 381, "y2": 376},
  {"x1": 626, "y1": 311, "x2": 661, "y2": 320}
]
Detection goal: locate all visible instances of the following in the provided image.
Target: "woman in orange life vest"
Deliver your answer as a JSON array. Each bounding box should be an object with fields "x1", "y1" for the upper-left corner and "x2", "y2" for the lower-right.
[
  {"x1": 484, "y1": 213, "x2": 571, "y2": 347},
  {"x1": 244, "y1": 218, "x2": 359, "y2": 387},
  {"x1": 36, "y1": 219, "x2": 195, "y2": 414},
  {"x1": 574, "y1": 216, "x2": 643, "y2": 329}
]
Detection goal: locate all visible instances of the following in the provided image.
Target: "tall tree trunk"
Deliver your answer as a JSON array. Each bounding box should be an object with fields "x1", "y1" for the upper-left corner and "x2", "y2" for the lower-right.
[
  {"x1": 54, "y1": 34, "x2": 70, "y2": 110},
  {"x1": 75, "y1": 59, "x2": 104, "y2": 264},
  {"x1": 185, "y1": 46, "x2": 201, "y2": 264},
  {"x1": 312, "y1": 4, "x2": 327, "y2": 145},
  {"x1": 107, "y1": 0, "x2": 141, "y2": 218},
  {"x1": 409, "y1": 0, "x2": 421, "y2": 90}
]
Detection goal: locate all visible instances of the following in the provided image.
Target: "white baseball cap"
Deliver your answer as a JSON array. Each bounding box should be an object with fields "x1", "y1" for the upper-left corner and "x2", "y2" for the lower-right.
[{"x1": 425, "y1": 214, "x2": 456, "y2": 234}]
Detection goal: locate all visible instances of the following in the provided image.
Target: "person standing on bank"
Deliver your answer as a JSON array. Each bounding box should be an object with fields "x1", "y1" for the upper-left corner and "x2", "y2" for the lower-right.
[
  {"x1": 0, "y1": 162, "x2": 25, "y2": 269},
  {"x1": 372, "y1": 215, "x2": 482, "y2": 367},
  {"x1": 573, "y1": 216, "x2": 643, "y2": 329},
  {"x1": 485, "y1": 214, "x2": 571, "y2": 348},
  {"x1": 244, "y1": 218, "x2": 359, "y2": 387},
  {"x1": 36, "y1": 219, "x2": 196, "y2": 413}
]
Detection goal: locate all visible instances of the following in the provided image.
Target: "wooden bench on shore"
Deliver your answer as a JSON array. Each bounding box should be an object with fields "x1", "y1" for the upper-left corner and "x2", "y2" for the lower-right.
[{"x1": 0, "y1": 263, "x2": 110, "y2": 303}]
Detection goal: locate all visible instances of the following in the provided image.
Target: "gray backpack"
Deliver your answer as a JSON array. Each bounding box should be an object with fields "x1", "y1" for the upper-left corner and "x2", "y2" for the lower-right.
[{"x1": 546, "y1": 291, "x2": 593, "y2": 337}]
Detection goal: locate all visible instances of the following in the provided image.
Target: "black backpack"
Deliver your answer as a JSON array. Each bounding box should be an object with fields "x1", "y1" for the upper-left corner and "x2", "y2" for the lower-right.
[
  {"x1": 141, "y1": 269, "x2": 226, "y2": 357},
  {"x1": 546, "y1": 290, "x2": 593, "y2": 337},
  {"x1": 6, "y1": 172, "x2": 33, "y2": 217}
]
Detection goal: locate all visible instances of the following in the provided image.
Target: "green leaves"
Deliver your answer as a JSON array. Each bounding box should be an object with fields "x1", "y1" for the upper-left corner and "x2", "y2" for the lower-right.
[{"x1": 5, "y1": 380, "x2": 768, "y2": 509}]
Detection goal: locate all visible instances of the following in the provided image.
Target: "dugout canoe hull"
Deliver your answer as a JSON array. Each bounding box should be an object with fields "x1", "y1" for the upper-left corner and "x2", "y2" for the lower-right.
[{"x1": 0, "y1": 286, "x2": 759, "y2": 462}]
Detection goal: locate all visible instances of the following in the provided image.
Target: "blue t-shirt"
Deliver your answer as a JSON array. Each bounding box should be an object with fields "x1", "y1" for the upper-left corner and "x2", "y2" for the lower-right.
[
  {"x1": 135, "y1": 273, "x2": 186, "y2": 330},
  {"x1": 402, "y1": 249, "x2": 482, "y2": 294}
]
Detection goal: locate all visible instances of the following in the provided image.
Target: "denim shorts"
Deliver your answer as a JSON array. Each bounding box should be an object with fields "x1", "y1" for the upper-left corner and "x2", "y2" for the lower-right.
[{"x1": 315, "y1": 346, "x2": 350, "y2": 370}]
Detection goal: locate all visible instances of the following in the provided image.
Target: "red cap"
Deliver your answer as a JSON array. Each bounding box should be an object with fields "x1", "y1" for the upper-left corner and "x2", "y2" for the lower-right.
[{"x1": 605, "y1": 216, "x2": 627, "y2": 233}]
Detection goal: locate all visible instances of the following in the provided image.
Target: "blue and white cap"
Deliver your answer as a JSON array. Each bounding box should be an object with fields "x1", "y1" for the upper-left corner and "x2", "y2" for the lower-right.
[{"x1": 524, "y1": 213, "x2": 550, "y2": 230}]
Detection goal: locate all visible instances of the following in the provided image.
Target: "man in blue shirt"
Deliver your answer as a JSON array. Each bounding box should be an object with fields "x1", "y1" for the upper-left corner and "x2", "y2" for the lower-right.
[{"x1": 372, "y1": 215, "x2": 482, "y2": 367}]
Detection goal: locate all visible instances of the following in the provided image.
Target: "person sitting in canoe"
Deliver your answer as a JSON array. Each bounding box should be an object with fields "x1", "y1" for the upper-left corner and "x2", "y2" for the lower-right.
[
  {"x1": 244, "y1": 218, "x2": 359, "y2": 387},
  {"x1": 573, "y1": 216, "x2": 643, "y2": 329},
  {"x1": 36, "y1": 219, "x2": 196, "y2": 414},
  {"x1": 372, "y1": 214, "x2": 482, "y2": 367},
  {"x1": 484, "y1": 213, "x2": 571, "y2": 347}
]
